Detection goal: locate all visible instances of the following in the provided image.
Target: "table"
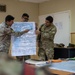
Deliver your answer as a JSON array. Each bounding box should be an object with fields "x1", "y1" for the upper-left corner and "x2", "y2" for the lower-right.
[
  {"x1": 23, "y1": 60, "x2": 75, "y2": 75},
  {"x1": 50, "y1": 60, "x2": 75, "y2": 75}
]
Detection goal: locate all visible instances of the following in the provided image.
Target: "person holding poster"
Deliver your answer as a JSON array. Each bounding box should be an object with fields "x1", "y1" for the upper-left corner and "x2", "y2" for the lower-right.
[
  {"x1": 0, "y1": 15, "x2": 30, "y2": 55},
  {"x1": 16, "y1": 13, "x2": 30, "y2": 61},
  {"x1": 21, "y1": 13, "x2": 29, "y2": 22}
]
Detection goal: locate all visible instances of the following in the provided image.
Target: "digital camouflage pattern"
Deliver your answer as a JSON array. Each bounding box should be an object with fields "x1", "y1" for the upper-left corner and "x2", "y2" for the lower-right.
[
  {"x1": 0, "y1": 22, "x2": 27, "y2": 54},
  {"x1": 37, "y1": 23, "x2": 57, "y2": 61}
]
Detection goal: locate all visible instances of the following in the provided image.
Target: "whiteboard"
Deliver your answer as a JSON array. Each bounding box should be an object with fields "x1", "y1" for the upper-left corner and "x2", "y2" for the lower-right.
[{"x1": 39, "y1": 11, "x2": 70, "y2": 46}]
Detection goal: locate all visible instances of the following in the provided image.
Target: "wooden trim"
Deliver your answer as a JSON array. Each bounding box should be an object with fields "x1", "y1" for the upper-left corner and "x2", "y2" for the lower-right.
[
  {"x1": 71, "y1": 32, "x2": 75, "y2": 34},
  {"x1": 71, "y1": 33, "x2": 75, "y2": 44},
  {"x1": 50, "y1": 69, "x2": 72, "y2": 75}
]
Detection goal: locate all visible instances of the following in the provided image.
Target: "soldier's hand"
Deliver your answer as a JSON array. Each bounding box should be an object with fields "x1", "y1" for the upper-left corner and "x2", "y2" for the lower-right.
[
  {"x1": 35, "y1": 30, "x2": 40, "y2": 35},
  {"x1": 24, "y1": 29, "x2": 30, "y2": 33}
]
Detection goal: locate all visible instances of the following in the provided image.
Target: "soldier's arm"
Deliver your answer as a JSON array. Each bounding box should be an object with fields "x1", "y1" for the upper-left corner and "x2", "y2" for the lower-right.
[
  {"x1": 49, "y1": 27, "x2": 57, "y2": 40},
  {"x1": 37, "y1": 29, "x2": 41, "y2": 43},
  {"x1": 36, "y1": 27, "x2": 42, "y2": 47},
  {"x1": 0, "y1": 24, "x2": 6, "y2": 36},
  {"x1": 11, "y1": 28, "x2": 30, "y2": 37},
  {"x1": 4, "y1": 28, "x2": 30, "y2": 37},
  {"x1": 42, "y1": 27, "x2": 57, "y2": 40},
  {"x1": 37, "y1": 31, "x2": 41, "y2": 42},
  {"x1": 37, "y1": 24, "x2": 44, "y2": 42}
]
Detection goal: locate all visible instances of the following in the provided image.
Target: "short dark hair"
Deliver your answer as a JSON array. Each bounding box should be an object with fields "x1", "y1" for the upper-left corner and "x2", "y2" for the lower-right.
[
  {"x1": 46, "y1": 16, "x2": 53, "y2": 23},
  {"x1": 5, "y1": 15, "x2": 14, "y2": 22},
  {"x1": 22, "y1": 13, "x2": 29, "y2": 18}
]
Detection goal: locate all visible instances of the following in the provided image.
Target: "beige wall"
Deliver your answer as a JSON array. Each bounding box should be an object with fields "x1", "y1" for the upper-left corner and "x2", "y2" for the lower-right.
[
  {"x1": 39, "y1": 0, "x2": 75, "y2": 32},
  {"x1": 0, "y1": 0, "x2": 39, "y2": 23},
  {"x1": 1, "y1": 0, "x2": 75, "y2": 32}
]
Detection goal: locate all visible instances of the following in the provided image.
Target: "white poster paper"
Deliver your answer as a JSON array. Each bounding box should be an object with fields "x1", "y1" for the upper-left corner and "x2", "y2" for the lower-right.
[{"x1": 11, "y1": 22, "x2": 36, "y2": 56}]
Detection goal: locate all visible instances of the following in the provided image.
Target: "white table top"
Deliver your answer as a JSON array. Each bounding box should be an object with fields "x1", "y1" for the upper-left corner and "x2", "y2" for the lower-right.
[{"x1": 50, "y1": 60, "x2": 75, "y2": 73}]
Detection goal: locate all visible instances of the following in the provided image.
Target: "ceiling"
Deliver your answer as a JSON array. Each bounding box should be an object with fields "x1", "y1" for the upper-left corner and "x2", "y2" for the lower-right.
[{"x1": 19, "y1": 0, "x2": 50, "y2": 3}]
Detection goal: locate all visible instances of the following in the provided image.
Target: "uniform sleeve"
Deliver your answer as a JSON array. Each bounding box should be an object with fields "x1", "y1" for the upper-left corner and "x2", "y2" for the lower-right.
[
  {"x1": 0, "y1": 26, "x2": 5, "y2": 36},
  {"x1": 42, "y1": 27, "x2": 57, "y2": 41},
  {"x1": 37, "y1": 24, "x2": 44, "y2": 42},
  {"x1": 49, "y1": 27, "x2": 57, "y2": 40},
  {"x1": 37, "y1": 27, "x2": 41, "y2": 42},
  {"x1": 11, "y1": 29, "x2": 26, "y2": 37},
  {"x1": 37, "y1": 32, "x2": 41, "y2": 43},
  {"x1": 4, "y1": 28, "x2": 26, "y2": 37}
]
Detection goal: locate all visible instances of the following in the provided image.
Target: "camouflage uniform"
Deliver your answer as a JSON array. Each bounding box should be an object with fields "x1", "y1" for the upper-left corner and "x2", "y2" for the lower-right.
[
  {"x1": 0, "y1": 22, "x2": 27, "y2": 54},
  {"x1": 37, "y1": 23, "x2": 57, "y2": 61}
]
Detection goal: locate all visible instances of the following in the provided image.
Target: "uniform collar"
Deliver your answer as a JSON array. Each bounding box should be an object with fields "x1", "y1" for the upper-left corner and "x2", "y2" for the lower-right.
[
  {"x1": 45, "y1": 23, "x2": 53, "y2": 27},
  {"x1": 5, "y1": 22, "x2": 10, "y2": 28}
]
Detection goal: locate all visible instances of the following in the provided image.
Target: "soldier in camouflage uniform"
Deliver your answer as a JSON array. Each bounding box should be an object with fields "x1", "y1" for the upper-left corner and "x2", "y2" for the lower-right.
[
  {"x1": 37, "y1": 16, "x2": 57, "y2": 61},
  {"x1": 0, "y1": 15, "x2": 29, "y2": 55},
  {"x1": 16, "y1": 13, "x2": 30, "y2": 61}
]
